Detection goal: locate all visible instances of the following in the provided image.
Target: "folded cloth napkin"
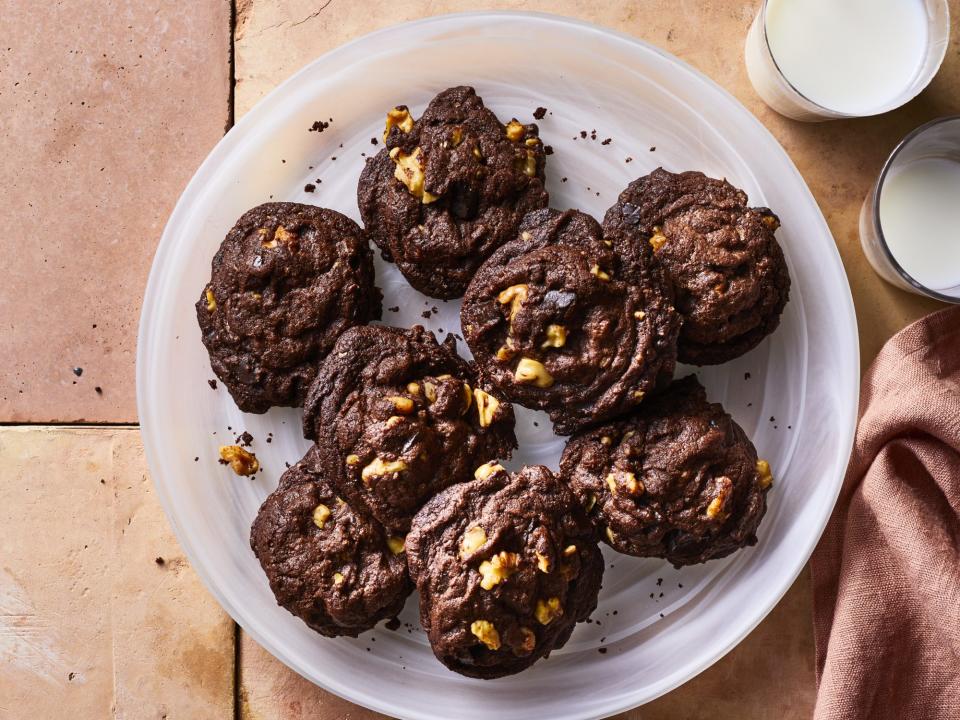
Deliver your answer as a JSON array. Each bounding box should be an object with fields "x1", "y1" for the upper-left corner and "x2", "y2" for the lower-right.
[{"x1": 812, "y1": 306, "x2": 960, "y2": 720}]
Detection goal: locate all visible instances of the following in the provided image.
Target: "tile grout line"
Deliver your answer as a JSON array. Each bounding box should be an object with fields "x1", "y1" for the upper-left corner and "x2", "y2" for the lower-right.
[
  {"x1": 228, "y1": 2, "x2": 241, "y2": 719},
  {"x1": 0, "y1": 422, "x2": 140, "y2": 428}
]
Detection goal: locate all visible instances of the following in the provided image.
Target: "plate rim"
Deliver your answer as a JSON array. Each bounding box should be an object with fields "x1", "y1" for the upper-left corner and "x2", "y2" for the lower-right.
[{"x1": 137, "y1": 10, "x2": 860, "y2": 718}]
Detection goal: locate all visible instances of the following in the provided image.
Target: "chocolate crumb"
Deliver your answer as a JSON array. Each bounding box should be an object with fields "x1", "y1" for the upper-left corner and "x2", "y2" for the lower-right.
[
  {"x1": 239, "y1": 431, "x2": 254, "y2": 446},
  {"x1": 388, "y1": 306, "x2": 400, "y2": 313},
  {"x1": 650, "y1": 146, "x2": 656, "y2": 152},
  {"x1": 155, "y1": 557, "x2": 165, "y2": 565},
  {"x1": 73, "y1": 367, "x2": 83, "y2": 377},
  {"x1": 385, "y1": 616, "x2": 401, "y2": 631},
  {"x1": 371, "y1": 137, "x2": 378, "y2": 145},
  {"x1": 579, "y1": 130, "x2": 587, "y2": 139},
  {"x1": 744, "y1": 372, "x2": 751, "y2": 380},
  {"x1": 601, "y1": 138, "x2": 612, "y2": 145},
  {"x1": 421, "y1": 310, "x2": 431, "y2": 319},
  {"x1": 533, "y1": 106, "x2": 547, "y2": 119},
  {"x1": 94, "y1": 386, "x2": 103, "y2": 394},
  {"x1": 561, "y1": 177, "x2": 568, "y2": 183},
  {"x1": 308, "y1": 120, "x2": 330, "y2": 133},
  {"x1": 544, "y1": 145, "x2": 554, "y2": 155},
  {"x1": 304, "y1": 183, "x2": 316, "y2": 193},
  {"x1": 598, "y1": 647, "x2": 608, "y2": 654},
  {"x1": 208, "y1": 379, "x2": 217, "y2": 390}
]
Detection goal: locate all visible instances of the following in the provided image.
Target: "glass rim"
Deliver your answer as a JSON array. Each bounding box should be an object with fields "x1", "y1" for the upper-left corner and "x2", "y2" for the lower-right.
[
  {"x1": 759, "y1": 0, "x2": 950, "y2": 119},
  {"x1": 871, "y1": 115, "x2": 960, "y2": 303}
]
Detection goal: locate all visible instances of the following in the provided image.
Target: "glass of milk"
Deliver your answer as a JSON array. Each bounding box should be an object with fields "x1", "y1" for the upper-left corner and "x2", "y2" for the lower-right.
[
  {"x1": 745, "y1": 0, "x2": 950, "y2": 121},
  {"x1": 859, "y1": 116, "x2": 960, "y2": 303}
]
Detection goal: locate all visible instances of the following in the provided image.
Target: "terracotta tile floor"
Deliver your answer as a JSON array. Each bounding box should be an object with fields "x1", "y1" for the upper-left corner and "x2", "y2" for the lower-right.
[{"x1": 2, "y1": 1, "x2": 957, "y2": 717}]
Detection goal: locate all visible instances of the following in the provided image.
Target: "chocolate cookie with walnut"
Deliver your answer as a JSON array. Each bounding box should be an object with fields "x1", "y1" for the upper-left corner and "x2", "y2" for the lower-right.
[
  {"x1": 250, "y1": 447, "x2": 412, "y2": 637},
  {"x1": 560, "y1": 375, "x2": 772, "y2": 566},
  {"x1": 603, "y1": 168, "x2": 789, "y2": 365},
  {"x1": 358, "y1": 86, "x2": 549, "y2": 299},
  {"x1": 197, "y1": 202, "x2": 381, "y2": 413},
  {"x1": 406, "y1": 463, "x2": 603, "y2": 678},
  {"x1": 461, "y1": 208, "x2": 681, "y2": 435},
  {"x1": 303, "y1": 324, "x2": 517, "y2": 533}
]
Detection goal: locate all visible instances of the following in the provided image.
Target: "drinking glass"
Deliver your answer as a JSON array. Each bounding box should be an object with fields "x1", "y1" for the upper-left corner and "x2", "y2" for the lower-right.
[
  {"x1": 859, "y1": 116, "x2": 960, "y2": 303},
  {"x1": 744, "y1": 0, "x2": 950, "y2": 121}
]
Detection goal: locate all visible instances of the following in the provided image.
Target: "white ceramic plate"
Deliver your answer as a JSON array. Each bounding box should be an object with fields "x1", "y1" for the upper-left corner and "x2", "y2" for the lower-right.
[{"x1": 137, "y1": 12, "x2": 858, "y2": 720}]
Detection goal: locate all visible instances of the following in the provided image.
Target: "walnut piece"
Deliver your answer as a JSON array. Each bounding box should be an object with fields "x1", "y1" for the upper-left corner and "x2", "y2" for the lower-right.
[
  {"x1": 312, "y1": 503, "x2": 331, "y2": 529},
  {"x1": 473, "y1": 461, "x2": 504, "y2": 480},
  {"x1": 649, "y1": 227, "x2": 667, "y2": 252},
  {"x1": 361, "y1": 457, "x2": 407, "y2": 484},
  {"x1": 757, "y1": 459, "x2": 774, "y2": 489},
  {"x1": 514, "y1": 358, "x2": 554, "y2": 388},
  {"x1": 478, "y1": 552, "x2": 520, "y2": 590},
  {"x1": 541, "y1": 324, "x2": 567, "y2": 349},
  {"x1": 535, "y1": 597, "x2": 563, "y2": 625},
  {"x1": 383, "y1": 106, "x2": 414, "y2": 141},
  {"x1": 470, "y1": 620, "x2": 501, "y2": 650},
  {"x1": 505, "y1": 119, "x2": 525, "y2": 142},
  {"x1": 387, "y1": 395, "x2": 415, "y2": 414},
  {"x1": 387, "y1": 535, "x2": 406, "y2": 555},
  {"x1": 473, "y1": 388, "x2": 500, "y2": 428},
  {"x1": 218, "y1": 445, "x2": 259, "y2": 476},
  {"x1": 604, "y1": 470, "x2": 643, "y2": 496},
  {"x1": 389, "y1": 146, "x2": 439, "y2": 204},
  {"x1": 459, "y1": 525, "x2": 488, "y2": 558},
  {"x1": 497, "y1": 284, "x2": 528, "y2": 321}
]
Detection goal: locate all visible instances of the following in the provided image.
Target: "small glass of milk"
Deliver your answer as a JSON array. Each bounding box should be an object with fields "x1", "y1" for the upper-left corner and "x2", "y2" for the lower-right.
[
  {"x1": 860, "y1": 116, "x2": 960, "y2": 303},
  {"x1": 745, "y1": 0, "x2": 950, "y2": 121}
]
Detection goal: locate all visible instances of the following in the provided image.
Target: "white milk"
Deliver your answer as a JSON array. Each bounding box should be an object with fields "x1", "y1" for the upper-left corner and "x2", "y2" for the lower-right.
[
  {"x1": 765, "y1": 0, "x2": 929, "y2": 114},
  {"x1": 879, "y1": 158, "x2": 960, "y2": 291}
]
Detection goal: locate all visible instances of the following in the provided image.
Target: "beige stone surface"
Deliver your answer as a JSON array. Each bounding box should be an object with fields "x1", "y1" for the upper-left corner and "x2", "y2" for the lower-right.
[
  {"x1": 231, "y1": 1, "x2": 959, "y2": 717},
  {"x1": 0, "y1": 0, "x2": 231, "y2": 423},
  {"x1": 0, "y1": 427, "x2": 234, "y2": 718},
  {"x1": 235, "y1": 0, "x2": 960, "y2": 370},
  {"x1": 238, "y1": 569, "x2": 813, "y2": 720}
]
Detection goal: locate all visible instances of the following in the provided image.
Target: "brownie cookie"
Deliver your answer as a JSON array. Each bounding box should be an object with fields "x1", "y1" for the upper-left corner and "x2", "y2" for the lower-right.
[
  {"x1": 461, "y1": 208, "x2": 681, "y2": 435},
  {"x1": 303, "y1": 325, "x2": 517, "y2": 532},
  {"x1": 197, "y1": 202, "x2": 381, "y2": 413},
  {"x1": 560, "y1": 375, "x2": 772, "y2": 566},
  {"x1": 250, "y1": 448, "x2": 412, "y2": 637},
  {"x1": 358, "y1": 86, "x2": 549, "y2": 299},
  {"x1": 603, "y1": 168, "x2": 789, "y2": 365},
  {"x1": 406, "y1": 463, "x2": 603, "y2": 678}
]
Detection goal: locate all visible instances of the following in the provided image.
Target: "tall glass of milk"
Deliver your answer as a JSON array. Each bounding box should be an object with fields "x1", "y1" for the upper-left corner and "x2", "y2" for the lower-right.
[
  {"x1": 745, "y1": 0, "x2": 950, "y2": 121},
  {"x1": 860, "y1": 116, "x2": 960, "y2": 303}
]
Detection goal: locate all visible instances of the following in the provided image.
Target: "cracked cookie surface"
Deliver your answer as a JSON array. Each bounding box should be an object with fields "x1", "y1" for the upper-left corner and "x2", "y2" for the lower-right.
[
  {"x1": 250, "y1": 447, "x2": 412, "y2": 637},
  {"x1": 406, "y1": 463, "x2": 603, "y2": 678},
  {"x1": 461, "y1": 208, "x2": 680, "y2": 435},
  {"x1": 303, "y1": 324, "x2": 517, "y2": 532},
  {"x1": 197, "y1": 202, "x2": 381, "y2": 413},
  {"x1": 560, "y1": 375, "x2": 771, "y2": 566},
  {"x1": 358, "y1": 86, "x2": 549, "y2": 299},
  {"x1": 603, "y1": 168, "x2": 789, "y2": 365}
]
